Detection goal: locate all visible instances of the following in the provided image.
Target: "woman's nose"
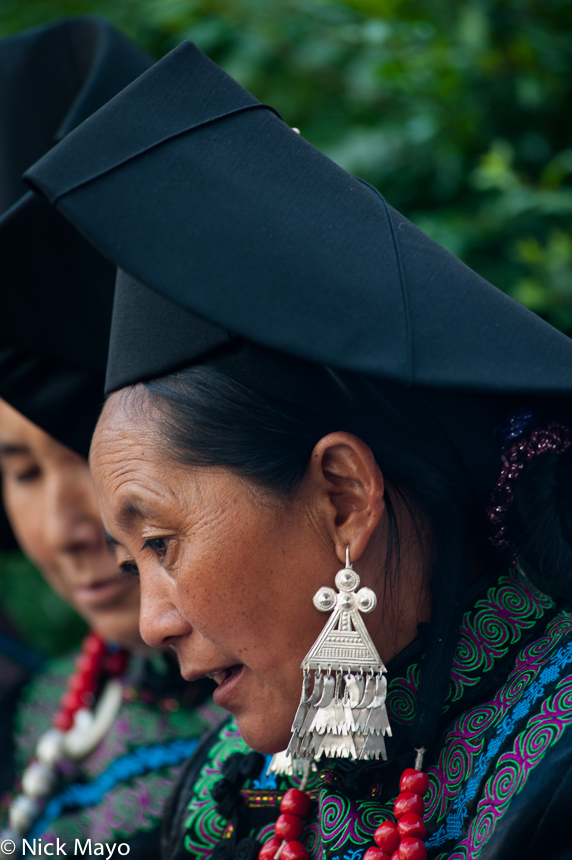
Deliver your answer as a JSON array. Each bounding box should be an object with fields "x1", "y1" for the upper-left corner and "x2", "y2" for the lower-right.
[
  {"x1": 138, "y1": 570, "x2": 192, "y2": 648},
  {"x1": 43, "y1": 473, "x2": 103, "y2": 554}
]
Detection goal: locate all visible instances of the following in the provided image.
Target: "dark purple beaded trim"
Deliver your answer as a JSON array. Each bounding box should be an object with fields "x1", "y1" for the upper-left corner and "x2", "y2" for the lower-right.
[{"x1": 486, "y1": 422, "x2": 572, "y2": 562}]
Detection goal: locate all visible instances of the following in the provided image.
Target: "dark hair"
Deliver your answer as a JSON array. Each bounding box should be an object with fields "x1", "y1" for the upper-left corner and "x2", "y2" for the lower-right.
[
  {"x1": 505, "y1": 447, "x2": 572, "y2": 594},
  {"x1": 131, "y1": 364, "x2": 489, "y2": 751}
]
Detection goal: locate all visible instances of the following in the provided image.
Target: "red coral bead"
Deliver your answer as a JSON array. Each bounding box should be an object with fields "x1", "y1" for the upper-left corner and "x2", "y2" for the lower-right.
[
  {"x1": 364, "y1": 848, "x2": 390, "y2": 860},
  {"x1": 258, "y1": 837, "x2": 282, "y2": 860},
  {"x1": 397, "y1": 814, "x2": 426, "y2": 840},
  {"x1": 53, "y1": 711, "x2": 74, "y2": 731},
  {"x1": 399, "y1": 770, "x2": 429, "y2": 796},
  {"x1": 84, "y1": 634, "x2": 106, "y2": 657},
  {"x1": 394, "y1": 793, "x2": 425, "y2": 819},
  {"x1": 398, "y1": 838, "x2": 427, "y2": 860},
  {"x1": 75, "y1": 652, "x2": 100, "y2": 676},
  {"x1": 60, "y1": 690, "x2": 83, "y2": 715},
  {"x1": 281, "y1": 842, "x2": 308, "y2": 860},
  {"x1": 374, "y1": 821, "x2": 400, "y2": 853},
  {"x1": 280, "y1": 788, "x2": 312, "y2": 818},
  {"x1": 390, "y1": 853, "x2": 400, "y2": 860},
  {"x1": 275, "y1": 814, "x2": 304, "y2": 842},
  {"x1": 69, "y1": 672, "x2": 97, "y2": 696}
]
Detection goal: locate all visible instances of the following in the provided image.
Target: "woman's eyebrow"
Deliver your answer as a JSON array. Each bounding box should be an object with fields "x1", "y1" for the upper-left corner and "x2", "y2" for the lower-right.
[
  {"x1": 117, "y1": 496, "x2": 157, "y2": 529},
  {"x1": 104, "y1": 532, "x2": 119, "y2": 555},
  {"x1": 0, "y1": 442, "x2": 31, "y2": 458}
]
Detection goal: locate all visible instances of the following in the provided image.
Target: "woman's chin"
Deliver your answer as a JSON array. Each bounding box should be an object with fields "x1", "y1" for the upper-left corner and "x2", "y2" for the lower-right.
[{"x1": 234, "y1": 714, "x2": 293, "y2": 755}]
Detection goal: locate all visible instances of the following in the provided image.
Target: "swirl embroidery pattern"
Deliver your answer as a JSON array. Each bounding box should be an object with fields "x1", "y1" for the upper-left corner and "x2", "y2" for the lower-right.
[
  {"x1": 426, "y1": 626, "x2": 572, "y2": 849},
  {"x1": 184, "y1": 721, "x2": 249, "y2": 857},
  {"x1": 387, "y1": 571, "x2": 553, "y2": 726}
]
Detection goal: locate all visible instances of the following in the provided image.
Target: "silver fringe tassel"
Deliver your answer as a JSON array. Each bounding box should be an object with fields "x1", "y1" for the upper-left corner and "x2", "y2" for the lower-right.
[{"x1": 285, "y1": 555, "x2": 392, "y2": 765}]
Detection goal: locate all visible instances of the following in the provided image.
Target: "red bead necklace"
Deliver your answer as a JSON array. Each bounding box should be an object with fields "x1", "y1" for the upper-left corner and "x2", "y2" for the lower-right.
[
  {"x1": 53, "y1": 631, "x2": 129, "y2": 731},
  {"x1": 258, "y1": 788, "x2": 312, "y2": 860},
  {"x1": 258, "y1": 753, "x2": 428, "y2": 860},
  {"x1": 364, "y1": 766, "x2": 428, "y2": 860}
]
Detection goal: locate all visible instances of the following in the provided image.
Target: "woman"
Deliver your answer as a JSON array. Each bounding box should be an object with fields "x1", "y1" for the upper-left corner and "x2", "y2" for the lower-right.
[
  {"x1": 26, "y1": 43, "x2": 572, "y2": 859},
  {"x1": 0, "y1": 24, "x2": 220, "y2": 858}
]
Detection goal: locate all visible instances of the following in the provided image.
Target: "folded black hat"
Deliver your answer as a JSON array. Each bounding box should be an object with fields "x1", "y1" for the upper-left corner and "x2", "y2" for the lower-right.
[
  {"x1": 25, "y1": 40, "x2": 572, "y2": 402},
  {"x1": 0, "y1": 17, "x2": 152, "y2": 457}
]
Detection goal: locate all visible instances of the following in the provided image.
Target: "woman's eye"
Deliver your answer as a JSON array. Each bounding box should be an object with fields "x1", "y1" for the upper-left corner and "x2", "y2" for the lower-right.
[
  {"x1": 119, "y1": 561, "x2": 139, "y2": 579},
  {"x1": 143, "y1": 537, "x2": 169, "y2": 557},
  {"x1": 15, "y1": 466, "x2": 41, "y2": 483}
]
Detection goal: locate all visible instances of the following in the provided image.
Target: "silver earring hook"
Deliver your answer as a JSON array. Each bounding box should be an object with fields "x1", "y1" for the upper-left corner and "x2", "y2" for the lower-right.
[{"x1": 346, "y1": 545, "x2": 352, "y2": 569}]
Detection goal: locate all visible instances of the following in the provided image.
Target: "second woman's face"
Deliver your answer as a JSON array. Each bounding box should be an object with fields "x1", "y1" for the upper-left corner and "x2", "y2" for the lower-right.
[
  {"x1": 91, "y1": 392, "x2": 345, "y2": 754},
  {"x1": 0, "y1": 399, "x2": 143, "y2": 650}
]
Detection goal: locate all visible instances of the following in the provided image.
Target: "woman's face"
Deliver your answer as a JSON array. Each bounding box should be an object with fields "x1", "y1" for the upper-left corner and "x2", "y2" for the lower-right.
[
  {"x1": 0, "y1": 399, "x2": 143, "y2": 650},
  {"x1": 91, "y1": 390, "x2": 428, "y2": 753}
]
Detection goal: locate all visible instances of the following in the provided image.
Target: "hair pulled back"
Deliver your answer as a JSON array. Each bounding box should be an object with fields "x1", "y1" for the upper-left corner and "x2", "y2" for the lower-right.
[
  {"x1": 505, "y1": 447, "x2": 572, "y2": 593},
  {"x1": 134, "y1": 365, "x2": 571, "y2": 751}
]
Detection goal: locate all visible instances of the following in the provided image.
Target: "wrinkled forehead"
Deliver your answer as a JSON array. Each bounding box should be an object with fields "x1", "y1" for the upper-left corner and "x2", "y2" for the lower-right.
[
  {"x1": 90, "y1": 387, "x2": 182, "y2": 511},
  {"x1": 92, "y1": 385, "x2": 156, "y2": 454}
]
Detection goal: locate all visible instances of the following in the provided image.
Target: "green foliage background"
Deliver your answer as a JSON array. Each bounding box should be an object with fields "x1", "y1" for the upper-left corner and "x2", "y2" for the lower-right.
[{"x1": 0, "y1": 0, "x2": 571, "y2": 654}]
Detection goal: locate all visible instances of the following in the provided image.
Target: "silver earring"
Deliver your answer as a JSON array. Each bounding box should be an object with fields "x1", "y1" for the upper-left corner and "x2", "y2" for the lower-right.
[{"x1": 287, "y1": 546, "x2": 392, "y2": 762}]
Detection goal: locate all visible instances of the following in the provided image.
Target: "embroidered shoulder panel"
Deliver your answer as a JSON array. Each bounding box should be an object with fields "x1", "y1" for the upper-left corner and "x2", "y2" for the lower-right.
[
  {"x1": 388, "y1": 570, "x2": 554, "y2": 726},
  {"x1": 318, "y1": 607, "x2": 572, "y2": 860}
]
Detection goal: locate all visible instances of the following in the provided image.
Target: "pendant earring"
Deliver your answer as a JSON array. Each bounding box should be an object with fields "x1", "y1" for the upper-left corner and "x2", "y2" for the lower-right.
[{"x1": 287, "y1": 546, "x2": 391, "y2": 762}]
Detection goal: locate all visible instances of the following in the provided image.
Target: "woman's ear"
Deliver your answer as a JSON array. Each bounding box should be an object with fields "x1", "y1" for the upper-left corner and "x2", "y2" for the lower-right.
[{"x1": 303, "y1": 432, "x2": 385, "y2": 565}]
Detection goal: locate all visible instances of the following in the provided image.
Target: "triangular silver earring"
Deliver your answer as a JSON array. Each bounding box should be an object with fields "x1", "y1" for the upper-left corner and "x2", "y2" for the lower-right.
[{"x1": 287, "y1": 546, "x2": 392, "y2": 762}]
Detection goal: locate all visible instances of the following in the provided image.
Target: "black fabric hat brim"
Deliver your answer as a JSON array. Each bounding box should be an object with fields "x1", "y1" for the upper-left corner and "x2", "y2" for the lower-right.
[
  {"x1": 0, "y1": 192, "x2": 114, "y2": 373},
  {"x1": 0, "y1": 15, "x2": 152, "y2": 215},
  {"x1": 0, "y1": 18, "x2": 152, "y2": 548},
  {"x1": 0, "y1": 17, "x2": 153, "y2": 452},
  {"x1": 25, "y1": 40, "x2": 572, "y2": 397}
]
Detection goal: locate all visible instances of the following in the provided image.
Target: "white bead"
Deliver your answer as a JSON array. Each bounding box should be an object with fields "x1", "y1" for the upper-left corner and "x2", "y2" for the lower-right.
[
  {"x1": 36, "y1": 729, "x2": 64, "y2": 766},
  {"x1": 21, "y1": 761, "x2": 56, "y2": 798},
  {"x1": 9, "y1": 795, "x2": 39, "y2": 833}
]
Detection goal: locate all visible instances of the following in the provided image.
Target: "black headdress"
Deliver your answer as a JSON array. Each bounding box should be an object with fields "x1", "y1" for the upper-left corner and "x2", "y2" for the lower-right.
[
  {"x1": 0, "y1": 18, "x2": 151, "y2": 548},
  {"x1": 23, "y1": 41, "x2": 572, "y2": 748},
  {"x1": 0, "y1": 16, "x2": 152, "y2": 456}
]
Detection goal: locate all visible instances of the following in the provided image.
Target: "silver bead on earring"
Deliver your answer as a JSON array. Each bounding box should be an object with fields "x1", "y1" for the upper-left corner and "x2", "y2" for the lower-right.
[{"x1": 287, "y1": 546, "x2": 392, "y2": 762}]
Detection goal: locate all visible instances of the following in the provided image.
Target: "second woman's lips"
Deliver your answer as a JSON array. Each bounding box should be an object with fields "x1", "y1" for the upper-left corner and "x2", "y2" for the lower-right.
[{"x1": 73, "y1": 576, "x2": 135, "y2": 608}]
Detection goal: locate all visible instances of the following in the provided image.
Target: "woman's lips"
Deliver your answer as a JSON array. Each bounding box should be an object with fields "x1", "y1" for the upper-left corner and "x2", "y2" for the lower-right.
[
  {"x1": 211, "y1": 665, "x2": 245, "y2": 708},
  {"x1": 73, "y1": 576, "x2": 135, "y2": 609}
]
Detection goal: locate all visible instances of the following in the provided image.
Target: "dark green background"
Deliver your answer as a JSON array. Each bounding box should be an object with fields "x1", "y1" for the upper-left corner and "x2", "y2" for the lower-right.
[{"x1": 1, "y1": 0, "x2": 570, "y2": 656}]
